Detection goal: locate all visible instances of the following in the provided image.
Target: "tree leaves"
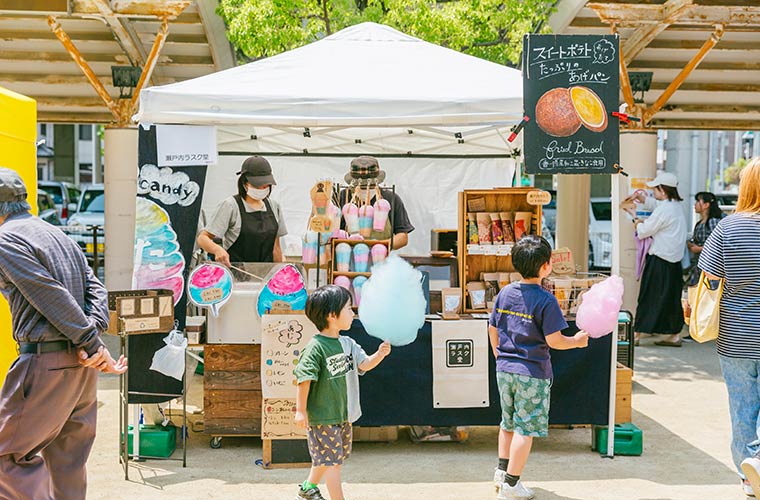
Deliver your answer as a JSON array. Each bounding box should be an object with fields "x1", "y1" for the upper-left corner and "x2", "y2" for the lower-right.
[{"x1": 218, "y1": 0, "x2": 555, "y2": 65}]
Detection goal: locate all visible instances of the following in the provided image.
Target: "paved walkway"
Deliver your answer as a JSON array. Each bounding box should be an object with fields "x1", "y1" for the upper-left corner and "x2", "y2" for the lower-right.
[{"x1": 86, "y1": 337, "x2": 744, "y2": 499}]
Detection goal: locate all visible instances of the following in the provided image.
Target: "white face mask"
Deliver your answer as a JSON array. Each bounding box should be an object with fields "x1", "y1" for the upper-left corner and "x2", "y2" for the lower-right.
[{"x1": 247, "y1": 186, "x2": 270, "y2": 200}]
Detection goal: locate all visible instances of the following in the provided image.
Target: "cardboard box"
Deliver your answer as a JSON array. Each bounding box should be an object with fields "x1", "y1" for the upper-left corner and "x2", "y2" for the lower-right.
[
  {"x1": 107, "y1": 290, "x2": 174, "y2": 335},
  {"x1": 615, "y1": 363, "x2": 633, "y2": 423}
]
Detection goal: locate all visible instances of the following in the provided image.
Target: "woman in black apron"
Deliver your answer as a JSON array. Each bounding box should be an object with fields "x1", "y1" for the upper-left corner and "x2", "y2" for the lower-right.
[{"x1": 197, "y1": 156, "x2": 287, "y2": 266}]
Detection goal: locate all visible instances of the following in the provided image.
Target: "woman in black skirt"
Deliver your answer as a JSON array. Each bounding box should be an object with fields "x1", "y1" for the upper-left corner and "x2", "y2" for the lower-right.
[{"x1": 629, "y1": 172, "x2": 688, "y2": 346}]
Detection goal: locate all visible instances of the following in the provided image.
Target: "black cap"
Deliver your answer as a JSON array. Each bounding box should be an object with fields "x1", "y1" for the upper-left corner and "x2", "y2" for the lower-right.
[
  {"x1": 0, "y1": 167, "x2": 27, "y2": 202},
  {"x1": 235, "y1": 156, "x2": 276, "y2": 186}
]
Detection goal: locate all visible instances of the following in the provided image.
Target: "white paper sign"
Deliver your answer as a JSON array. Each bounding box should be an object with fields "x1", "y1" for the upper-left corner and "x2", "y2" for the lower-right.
[
  {"x1": 156, "y1": 125, "x2": 217, "y2": 167},
  {"x1": 261, "y1": 314, "x2": 319, "y2": 399},
  {"x1": 432, "y1": 320, "x2": 490, "y2": 408}
]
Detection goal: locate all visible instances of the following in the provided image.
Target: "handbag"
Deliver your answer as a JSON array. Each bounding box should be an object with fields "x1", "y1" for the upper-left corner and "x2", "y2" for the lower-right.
[{"x1": 688, "y1": 271, "x2": 722, "y2": 343}]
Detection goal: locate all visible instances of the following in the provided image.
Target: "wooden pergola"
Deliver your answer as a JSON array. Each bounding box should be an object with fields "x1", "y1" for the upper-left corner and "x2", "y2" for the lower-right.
[
  {"x1": 0, "y1": 0, "x2": 235, "y2": 126},
  {"x1": 551, "y1": 0, "x2": 760, "y2": 131}
]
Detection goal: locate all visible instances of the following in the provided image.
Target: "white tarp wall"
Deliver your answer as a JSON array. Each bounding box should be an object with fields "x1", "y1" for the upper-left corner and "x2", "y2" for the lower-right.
[{"x1": 203, "y1": 154, "x2": 515, "y2": 257}]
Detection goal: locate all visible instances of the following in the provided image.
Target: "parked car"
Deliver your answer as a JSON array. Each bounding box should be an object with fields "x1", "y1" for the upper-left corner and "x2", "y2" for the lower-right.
[
  {"x1": 588, "y1": 197, "x2": 612, "y2": 269},
  {"x1": 37, "y1": 190, "x2": 61, "y2": 225},
  {"x1": 38, "y1": 180, "x2": 80, "y2": 224},
  {"x1": 66, "y1": 184, "x2": 105, "y2": 261},
  {"x1": 715, "y1": 192, "x2": 738, "y2": 215},
  {"x1": 542, "y1": 191, "x2": 612, "y2": 269}
]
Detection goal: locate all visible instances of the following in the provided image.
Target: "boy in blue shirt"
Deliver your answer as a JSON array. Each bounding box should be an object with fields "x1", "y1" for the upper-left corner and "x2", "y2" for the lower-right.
[{"x1": 489, "y1": 235, "x2": 589, "y2": 499}]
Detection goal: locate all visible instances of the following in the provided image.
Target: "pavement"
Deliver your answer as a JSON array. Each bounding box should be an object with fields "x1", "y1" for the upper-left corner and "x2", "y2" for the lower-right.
[{"x1": 85, "y1": 335, "x2": 746, "y2": 500}]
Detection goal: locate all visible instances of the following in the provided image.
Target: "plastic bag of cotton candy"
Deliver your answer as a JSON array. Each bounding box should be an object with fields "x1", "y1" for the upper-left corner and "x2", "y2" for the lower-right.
[
  {"x1": 358, "y1": 255, "x2": 426, "y2": 346},
  {"x1": 575, "y1": 275, "x2": 624, "y2": 338}
]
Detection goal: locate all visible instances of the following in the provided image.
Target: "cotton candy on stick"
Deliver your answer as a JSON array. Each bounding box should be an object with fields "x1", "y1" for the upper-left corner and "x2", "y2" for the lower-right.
[
  {"x1": 358, "y1": 255, "x2": 425, "y2": 346},
  {"x1": 575, "y1": 275, "x2": 624, "y2": 338}
]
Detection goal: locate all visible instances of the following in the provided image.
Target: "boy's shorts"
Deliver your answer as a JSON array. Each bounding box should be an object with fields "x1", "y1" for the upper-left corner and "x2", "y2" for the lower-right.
[
  {"x1": 496, "y1": 371, "x2": 551, "y2": 437},
  {"x1": 306, "y1": 422, "x2": 352, "y2": 466}
]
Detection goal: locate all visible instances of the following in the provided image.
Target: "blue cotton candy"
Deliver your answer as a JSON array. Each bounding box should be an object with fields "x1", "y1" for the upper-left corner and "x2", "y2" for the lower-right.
[{"x1": 358, "y1": 255, "x2": 425, "y2": 346}]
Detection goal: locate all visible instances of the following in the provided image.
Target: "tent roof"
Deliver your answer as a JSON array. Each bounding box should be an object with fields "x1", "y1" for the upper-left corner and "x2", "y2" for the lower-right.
[{"x1": 136, "y1": 22, "x2": 524, "y2": 128}]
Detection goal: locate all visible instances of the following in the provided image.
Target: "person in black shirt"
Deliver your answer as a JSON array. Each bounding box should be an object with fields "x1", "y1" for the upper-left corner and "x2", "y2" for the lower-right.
[{"x1": 339, "y1": 156, "x2": 414, "y2": 250}]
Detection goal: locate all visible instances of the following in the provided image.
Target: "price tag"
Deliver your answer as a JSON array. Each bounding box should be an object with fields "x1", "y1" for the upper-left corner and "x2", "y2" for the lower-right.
[
  {"x1": 527, "y1": 190, "x2": 552, "y2": 206},
  {"x1": 200, "y1": 287, "x2": 224, "y2": 302}
]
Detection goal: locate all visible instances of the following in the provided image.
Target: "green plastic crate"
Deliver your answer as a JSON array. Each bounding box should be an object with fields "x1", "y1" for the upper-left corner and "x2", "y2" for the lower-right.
[
  {"x1": 124, "y1": 424, "x2": 177, "y2": 458},
  {"x1": 593, "y1": 423, "x2": 643, "y2": 456}
]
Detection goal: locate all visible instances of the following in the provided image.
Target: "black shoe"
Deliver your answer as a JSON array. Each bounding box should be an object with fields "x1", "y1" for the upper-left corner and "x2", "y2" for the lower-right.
[{"x1": 297, "y1": 485, "x2": 326, "y2": 500}]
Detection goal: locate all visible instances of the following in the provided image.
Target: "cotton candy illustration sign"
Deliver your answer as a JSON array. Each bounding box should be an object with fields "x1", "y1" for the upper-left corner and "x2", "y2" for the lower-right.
[{"x1": 187, "y1": 263, "x2": 233, "y2": 317}]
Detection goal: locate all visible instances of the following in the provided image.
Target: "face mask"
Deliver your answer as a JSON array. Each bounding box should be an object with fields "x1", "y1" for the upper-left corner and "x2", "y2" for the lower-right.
[{"x1": 247, "y1": 186, "x2": 270, "y2": 200}]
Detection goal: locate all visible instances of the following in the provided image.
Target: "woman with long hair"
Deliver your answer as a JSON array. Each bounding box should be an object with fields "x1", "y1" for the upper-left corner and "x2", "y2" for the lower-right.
[
  {"x1": 700, "y1": 157, "x2": 760, "y2": 497},
  {"x1": 686, "y1": 191, "x2": 723, "y2": 286}
]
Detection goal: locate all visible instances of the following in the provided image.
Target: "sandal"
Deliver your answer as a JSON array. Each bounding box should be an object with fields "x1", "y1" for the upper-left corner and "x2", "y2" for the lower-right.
[{"x1": 654, "y1": 339, "x2": 682, "y2": 347}]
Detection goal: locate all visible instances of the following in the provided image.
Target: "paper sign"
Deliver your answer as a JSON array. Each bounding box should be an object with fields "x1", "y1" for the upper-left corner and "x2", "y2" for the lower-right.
[
  {"x1": 551, "y1": 247, "x2": 575, "y2": 274},
  {"x1": 119, "y1": 298, "x2": 135, "y2": 315},
  {"x1": 200, "y1": 288, "x2": 224, "y2": 302},
  {"x1": 156, "y1": 125, "x2": 217, "y2": 167},
  {"x1": 432, "y1": 320, "x2": 490, "y2": 408},
  {"x1": 140, "y1": 298, "x2": 154, "y2": 315},
  {"x1": 123, "y1": 316, "x2": 160, "y2": 332},
  {"x1": 261, "y1": 314, "x2": 319, "y2": 399},
  {"x1": 262, "y1": 398, "x2": 306, "y2": 440},
  {"x1": 527, "y1": 190, "x2": 552, "y2": 206}
]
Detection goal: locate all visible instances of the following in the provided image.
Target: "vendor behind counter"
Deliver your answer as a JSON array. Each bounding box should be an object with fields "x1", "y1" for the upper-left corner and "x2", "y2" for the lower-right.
[
  {"x1": 339, "y1": 156, "x2": 414, "y2": 250},
  {"x1": 197, "y1": 156, "x2": 288, "y2": 265}
]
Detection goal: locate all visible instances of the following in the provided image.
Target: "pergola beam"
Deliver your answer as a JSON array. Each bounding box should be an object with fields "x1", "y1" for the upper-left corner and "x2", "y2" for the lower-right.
[
  {"x1": 642, "y1": 24, "x2": 725, "y2": 124},
  {"x1": 649, "y1": 81, "x2": 760, "y2": 92},
  {"x1": 588, "y1": 3, "x2": 760, "y2": 26},
  {"x1": 659, "y1": 103, "x2": 760, "y2": 114},
  {"x1": 47, "y1": 15, "x2": 120, "y2": 120},
  {"x1": 91, "y1": 0, "x2": 143, "y2": 67},
  {"x1": 621, "y1": 0, "x2": 693, "y2": 65},
  {"x1": 630, "y1": 60, "x2": 760, "y2": 71},
  {"x1": 649, "y1": 119, "x2": 760, "y2": 130}
]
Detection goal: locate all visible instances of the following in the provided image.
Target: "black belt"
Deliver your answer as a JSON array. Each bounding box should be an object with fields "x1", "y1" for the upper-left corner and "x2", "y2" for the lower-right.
[{"x1": 18, "y1": 340, "x2": 73, "y2": 354}]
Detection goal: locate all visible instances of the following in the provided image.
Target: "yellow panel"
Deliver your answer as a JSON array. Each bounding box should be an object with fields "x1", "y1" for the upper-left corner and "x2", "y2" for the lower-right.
[{"x1": 0, "y1": 86, "x2": 37, "y2": 387}]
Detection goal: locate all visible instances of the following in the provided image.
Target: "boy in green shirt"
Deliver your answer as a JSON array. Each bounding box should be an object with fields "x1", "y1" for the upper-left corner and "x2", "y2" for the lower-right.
[{"x1": 294, "y1": 285, "x2": 391, "y2": 500}]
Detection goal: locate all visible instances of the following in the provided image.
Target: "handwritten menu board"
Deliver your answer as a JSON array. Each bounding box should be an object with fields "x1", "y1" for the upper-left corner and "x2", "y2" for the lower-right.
[
  {"x1": 262, "y1": 398, "x2": 305, "y2": 440},
  {"x1": 261, "y1": 314, "x2": 319, "y2": 399},
  {"x1": 522, "y1": 34, "x2": 620, "y2": 175}
]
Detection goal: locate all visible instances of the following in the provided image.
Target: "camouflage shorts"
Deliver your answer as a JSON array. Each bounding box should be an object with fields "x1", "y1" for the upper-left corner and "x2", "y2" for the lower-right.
[
  {"x1": 306, "y1": 422, "x2": 352, "y2": 466},
  {"x1": 496, "y1": 371, "x2": 551, "y2": 437}
]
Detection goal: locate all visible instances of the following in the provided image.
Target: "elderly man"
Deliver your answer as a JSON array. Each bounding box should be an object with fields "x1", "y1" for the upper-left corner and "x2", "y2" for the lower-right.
[{"x1": 0, "y1": 167, "x2": 126, "y2": 500}]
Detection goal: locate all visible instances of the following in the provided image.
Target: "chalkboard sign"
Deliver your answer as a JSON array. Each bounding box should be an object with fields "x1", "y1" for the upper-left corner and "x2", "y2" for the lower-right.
[{"x1": 522, "y1": 34, "x2": 620, "y2": 175}]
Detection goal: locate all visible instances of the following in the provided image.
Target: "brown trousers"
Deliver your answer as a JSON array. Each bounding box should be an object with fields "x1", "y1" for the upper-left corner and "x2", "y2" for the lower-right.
[{"x1": 0, "y1": 350, "x2": 98, "y2": 500}]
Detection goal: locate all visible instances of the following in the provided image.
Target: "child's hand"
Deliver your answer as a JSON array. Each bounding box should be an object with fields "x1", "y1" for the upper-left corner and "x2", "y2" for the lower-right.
[
  {"x1": 574, "y1": 330, "x2": 589, "y2": 348},
  {"x1": 294, "y1": 410, "x2": 308, "y2": 429},
  {"x1": 378, "y1": 341, "x2": 391, "y2": 357}
]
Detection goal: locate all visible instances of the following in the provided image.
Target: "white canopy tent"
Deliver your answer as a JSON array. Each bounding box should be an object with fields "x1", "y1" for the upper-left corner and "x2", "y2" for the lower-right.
[{"x1": 136, "y1": 22, "x2": 525, "y2": 255}]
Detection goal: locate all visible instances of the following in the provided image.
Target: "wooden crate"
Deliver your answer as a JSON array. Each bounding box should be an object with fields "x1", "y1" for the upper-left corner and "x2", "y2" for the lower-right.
[
  {"x1": 457, "y1": 188, "x2": 544, "y2": 313},
  {"x1": 353, "y1": 426, "x2": 399, "y2": 442},
  {"x1": 615, "y1": 363, "x2": 633, "y2": 424},
  {"x1": 328, "y1": 238, "x2": 391, "y2": 304},
  {"x1": 203, "y1": 344, "x2": 262, "y2": 436}
]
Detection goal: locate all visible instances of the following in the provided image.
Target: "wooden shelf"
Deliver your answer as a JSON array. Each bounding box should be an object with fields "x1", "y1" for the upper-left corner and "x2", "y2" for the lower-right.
[
  {"x1": 332, "y1": 271, "x2": 372, "y2": 277},
  {"x1": 458, "y1": 188, "x2": 545, "y2": 311}
]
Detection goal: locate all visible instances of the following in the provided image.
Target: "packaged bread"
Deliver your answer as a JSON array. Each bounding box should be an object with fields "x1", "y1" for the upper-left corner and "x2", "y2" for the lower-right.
[
  {"x1": 500, "y1": 212, "x2": 515, "y2": 243},
  {"x1": 476, "y1": 213, "x2": 492, "y2": 245}
]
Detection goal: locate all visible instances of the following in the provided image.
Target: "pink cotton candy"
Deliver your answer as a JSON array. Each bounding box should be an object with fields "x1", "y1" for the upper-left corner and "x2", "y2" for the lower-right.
[{"x1": 576, "y1": 275, "x2": 625, "y2": 338}]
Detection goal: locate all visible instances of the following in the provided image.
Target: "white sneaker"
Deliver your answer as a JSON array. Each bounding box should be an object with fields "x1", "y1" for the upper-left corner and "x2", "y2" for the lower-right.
[
  {"x1": 743, "y1": 480, "x2": 755, "y2": 497},
  {"x1": 493, "y1": 470, "x2": 535, "y2": 497},
  {"x1": 742, "y1": 457, "x2": 760, "y2": 497},
  {"x1": 497, "y1": 480, "x2": 535, "y2": 500},
  {"x1": 493, "y1": 468, "x2": 506, "y2": 493}
]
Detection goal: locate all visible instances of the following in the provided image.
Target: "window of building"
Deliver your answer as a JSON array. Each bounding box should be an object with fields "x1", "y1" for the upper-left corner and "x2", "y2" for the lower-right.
[{"x1": 79, "y1": 125, "x2": 93, "y2": 141}]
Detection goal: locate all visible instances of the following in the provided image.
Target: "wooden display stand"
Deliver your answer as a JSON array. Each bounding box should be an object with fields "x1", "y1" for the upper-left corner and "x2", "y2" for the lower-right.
[
  {"x1": 328, "y1": 238, "x2": 391, "y2": 306},
  {"x1": 457, "y1": 188, "x2": 544, "y2": 313},
  {"x1": 203, "y1": 344, "x2": 262, "y2": 448}
]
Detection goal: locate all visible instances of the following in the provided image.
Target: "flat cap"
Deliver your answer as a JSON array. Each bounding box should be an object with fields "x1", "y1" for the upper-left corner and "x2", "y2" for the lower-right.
[{"x1": 0, "y1": 167, "x2": 27, "y2": 202}]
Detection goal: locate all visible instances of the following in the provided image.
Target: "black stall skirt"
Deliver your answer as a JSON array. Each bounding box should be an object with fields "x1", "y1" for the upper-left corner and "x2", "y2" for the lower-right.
[{"x1": 635, "y1": 254, "x2": 684, "y2": 335}]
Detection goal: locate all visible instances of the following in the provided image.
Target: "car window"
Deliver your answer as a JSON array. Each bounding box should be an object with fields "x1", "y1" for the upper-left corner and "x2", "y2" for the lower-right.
[
  {"x1": 41, "y1": 186, "x2": 63, "y2": 205},
  {"x1": 37, "y1": 193, "x2": 54, "y2": 211},
  {"x1": 591, "y1": 201, "x2": 612, "y2": 221},
  {"x1": 80, "y1": 192, "x2": 105, "y2": 212},
  {"x1": 68, "y1": 187, "x2": 81, "y2": 204}
]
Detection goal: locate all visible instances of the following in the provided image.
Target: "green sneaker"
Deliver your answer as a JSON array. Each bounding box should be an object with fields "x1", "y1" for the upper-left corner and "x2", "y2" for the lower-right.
[{"x1": 296, "y1": 485, "x2": 326, "y2": 500}]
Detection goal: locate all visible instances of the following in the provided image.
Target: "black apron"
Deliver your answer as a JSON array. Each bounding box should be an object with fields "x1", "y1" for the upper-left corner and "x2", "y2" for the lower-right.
[
  {"x1": 634, "y1": 254, "x2": 684, "y2": 335},
  {"x1": 227, "y1": 195, "x2": 278, "y2": 263}
]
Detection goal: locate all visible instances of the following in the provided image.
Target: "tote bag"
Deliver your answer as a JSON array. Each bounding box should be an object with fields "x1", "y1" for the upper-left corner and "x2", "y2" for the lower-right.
[{"x1": 689, "y1": 272, "x2": 722, "y2": 343}]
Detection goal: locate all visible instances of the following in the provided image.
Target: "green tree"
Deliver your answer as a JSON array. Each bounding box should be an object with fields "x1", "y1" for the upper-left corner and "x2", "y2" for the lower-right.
[
  {"x1": 218, "y1": 0, "x2": 555, "y2": 66},
  {"x1": 724, "y1": 157, "x2": 749, "y2": 187}
]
